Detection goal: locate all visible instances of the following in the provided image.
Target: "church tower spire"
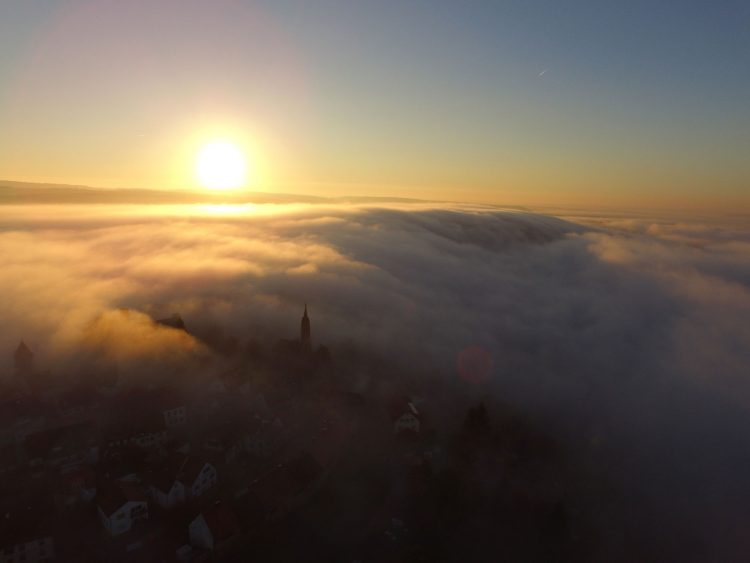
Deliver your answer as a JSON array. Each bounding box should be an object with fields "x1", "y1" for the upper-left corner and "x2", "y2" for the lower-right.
[{"x1": 300, "y1": 304, "x2": 311, "y2": 353}]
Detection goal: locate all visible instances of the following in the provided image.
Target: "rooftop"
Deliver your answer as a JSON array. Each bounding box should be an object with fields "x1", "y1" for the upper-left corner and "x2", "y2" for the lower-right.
[
  {"x1": 97, "y1": 480, "x2": 147, "y2": 516},
  {"x1": 200, "y1": 502, "x2": 240, "y2": 544}
]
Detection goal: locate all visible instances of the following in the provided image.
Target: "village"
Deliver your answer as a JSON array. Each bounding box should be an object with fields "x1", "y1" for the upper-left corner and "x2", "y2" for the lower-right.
[
  {"x1": 0, "y1": 307, "x2": 573, "y2": 562},
  {"x1": 0, "y1": 307, "x2": 463, "y2": 563}
]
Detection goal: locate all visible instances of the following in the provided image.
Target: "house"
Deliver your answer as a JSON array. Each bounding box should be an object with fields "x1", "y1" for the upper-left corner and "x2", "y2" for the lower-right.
[
  {"x1": 24, "y1": 422, "x2": 99, "y2": 472},
  {"x1": 56, "y1": 465, "x2": 97, "y2": 508},
  {"x1": 205, "y1": 373, "x2": 228, "y2": 396},
  {"x1": 0, "y1": 536, "x2": 54, "y2": 563},
  {"x1": 55, "y1": 386, "x2": 99, "y2": 425},
  {"x1": 308, "y1": 415, "x2": 349, "y2": 470},
  {"x1": 163, "y1": 404, "x2": 187, "y2": 428},
  {"x1": 148, "y1": 456, "x2": 216, "y2": 508},
  {"x1": 243, "y1": 416, "x2": 284, "y2": 458},
  {"x1": 188, "y1": 502, "x2": 240, "y2": 553},
  {"x1": 96, "y1": 481, "x2": 149, "y2": 536},
  {"x1": 150, "y1": 388, "x2": 188, "y2": 429},
  {"x1": 180, "y1": 458, "x2": 217, "y2": 499},
  {"x1": 148, "y1": 468, "x2": 186, "y2": 509},
  {"x1": 390, "y1": 399, "x2": 421, "y2": 435},
  {"x1": 218, "y1": 367, "x2": 253, "y2": 396},
  {"x1": 11, "y1": 415, "x2": 47, "y2": 445},
  {"x1": 103, "y1": 420, "x2": 168, "y2": 454},
  {"x1": 203, "y1": 421, "x2": 245, "y2": 463},
  {"x1": 108, "y1": 387, "x2": 186, "y2": 439},
  {"x1": 1, "y1": 396, "x2": 48, "y2": 444},
  {"x1": 98, "y1": 445, "x2": 151, "y2": 482},
  {"x1": 250, "y1": 453, "x2": 322, "y2": 520},
  {"x1": 0, "y1": 494, "x2": 55, "y2": 563}
]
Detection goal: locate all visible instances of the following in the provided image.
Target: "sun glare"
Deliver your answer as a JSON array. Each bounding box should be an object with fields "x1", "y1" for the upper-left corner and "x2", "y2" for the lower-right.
[{"x1": 196, "y1": 140, "x2": 248, "y2": 190}]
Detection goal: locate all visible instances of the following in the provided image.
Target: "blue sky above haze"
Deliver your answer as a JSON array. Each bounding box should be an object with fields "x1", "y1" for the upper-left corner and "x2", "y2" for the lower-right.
[{"x1": 0, "y1": 1, "x2": 748, "y2": 203}]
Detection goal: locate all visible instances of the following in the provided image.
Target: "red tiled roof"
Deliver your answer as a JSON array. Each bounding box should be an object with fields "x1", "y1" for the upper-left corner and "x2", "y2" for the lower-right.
[
  {"x1": 147, "y1": 453, "x2": 188, "y2": 492},
  {"x1": 202, "y1": 502, "x2": 240, "y2": 544},
  {"x1": 148, "y1": 468, "x2": 177, "y2": 493},
  {"x1": 97, "y1": 481, "x2": 147, "y2": 516},
  {"x1": 178, "y1": 457, "x2": 211, "y2": 486},
  {"x1": 61, "y1": 465, "x2": 96, "y2": 489},
  {"x1": 121, "y1": 482, "x2": 147, "y2": 502}
]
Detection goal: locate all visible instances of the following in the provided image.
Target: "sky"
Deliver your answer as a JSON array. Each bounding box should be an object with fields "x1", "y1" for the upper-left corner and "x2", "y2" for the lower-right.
[{"x1": 0, "y1": 0, "x2": 748, "y2": 208}]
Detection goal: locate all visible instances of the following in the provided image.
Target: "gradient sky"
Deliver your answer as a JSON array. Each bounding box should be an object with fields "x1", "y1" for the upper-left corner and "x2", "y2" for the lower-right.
[{"x1": 0, "y1": 0, "x2": 748, "y2": 207}]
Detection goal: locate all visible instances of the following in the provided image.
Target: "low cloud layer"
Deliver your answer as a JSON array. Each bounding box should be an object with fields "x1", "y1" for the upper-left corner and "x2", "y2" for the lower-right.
[{"x1": 1, "y1": 201, "x2": 750, "y2": 559}]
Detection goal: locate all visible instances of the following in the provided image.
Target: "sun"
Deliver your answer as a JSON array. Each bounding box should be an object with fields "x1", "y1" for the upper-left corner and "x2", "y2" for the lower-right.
[{"x1": 195, "y1": 140, "x2": 248, "y2": 190}]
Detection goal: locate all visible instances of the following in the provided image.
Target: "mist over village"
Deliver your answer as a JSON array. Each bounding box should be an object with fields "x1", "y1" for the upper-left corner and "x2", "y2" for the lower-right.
[
  {"x1": 0, "y1": 200, "x2": 748, "y2": 562},
  {"x1": 1, "y1": 1, "x2": 750, "y2": 562}
]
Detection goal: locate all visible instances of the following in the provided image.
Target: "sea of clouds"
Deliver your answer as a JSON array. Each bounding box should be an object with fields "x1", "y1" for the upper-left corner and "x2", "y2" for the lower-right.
[{"x1": 1, "y1": 200, "x2": 749, "y2": 560}]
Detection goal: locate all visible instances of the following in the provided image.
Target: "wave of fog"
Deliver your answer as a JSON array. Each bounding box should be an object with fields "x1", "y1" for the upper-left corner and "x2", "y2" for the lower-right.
[{"x1": 1, "y1": 201, "x2": 750, "y2": 559}]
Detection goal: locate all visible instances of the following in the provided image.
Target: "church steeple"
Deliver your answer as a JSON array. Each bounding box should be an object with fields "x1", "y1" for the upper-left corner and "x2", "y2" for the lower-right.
[{"x1": 300, "y1": 304, "x2": 311, "y2": 353}]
